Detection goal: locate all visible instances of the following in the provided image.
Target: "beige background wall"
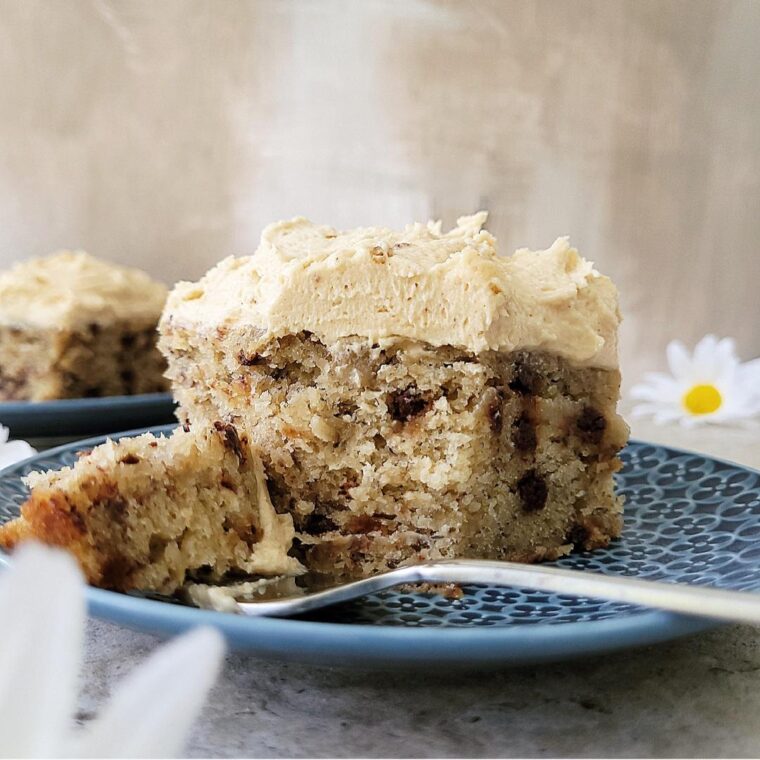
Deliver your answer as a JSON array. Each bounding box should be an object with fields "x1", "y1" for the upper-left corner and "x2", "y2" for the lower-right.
[{"x1": 0, "y1": 0, "x2": 758, "y2": 385}]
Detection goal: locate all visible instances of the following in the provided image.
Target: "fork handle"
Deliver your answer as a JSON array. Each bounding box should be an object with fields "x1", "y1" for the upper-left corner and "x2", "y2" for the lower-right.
[
  {"x1": 405, "y1": 559, "x2": 760, "y2": 625},
  {"x1": 236, "y1": 559, "x2": 760, "y2": 623}
]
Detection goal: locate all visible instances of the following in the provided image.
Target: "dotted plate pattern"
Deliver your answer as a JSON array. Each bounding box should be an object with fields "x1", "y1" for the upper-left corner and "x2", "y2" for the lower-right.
[{"x1": 1, "y1": 433, "x2": 759, "y2": 629}]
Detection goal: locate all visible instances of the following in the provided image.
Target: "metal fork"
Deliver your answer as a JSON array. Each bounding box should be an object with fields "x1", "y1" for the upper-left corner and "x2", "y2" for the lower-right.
[{"x1": 235, "y1": 558, "x2": 760, "y2": 623}]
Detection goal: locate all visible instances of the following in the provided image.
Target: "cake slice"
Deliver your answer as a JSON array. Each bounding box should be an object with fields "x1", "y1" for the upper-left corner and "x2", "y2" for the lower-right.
[
  {"x1": 0, "y1": 251, "x2": 169, "y2": 400},
  {"x1": 0, "y1": 425, "x2": 301, "y2": 593},
  {"x1": 159, "y1": 212, "x2": 629, "y2": 581}
]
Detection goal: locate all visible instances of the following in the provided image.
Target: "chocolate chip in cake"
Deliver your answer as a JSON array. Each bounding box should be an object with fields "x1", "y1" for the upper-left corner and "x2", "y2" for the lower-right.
[
  {"x1": 565, "y1": 523, "x2": 589, "y2": 548},
  {"x1": 103, "y1": 496, "x2": 128, "y2": 520},
  {"x1": 517, "y1": 470, "x2": 548, "y2": 512},
  {"x1": 508, "y1": 358, "x2": 543, "y2": 396},
  {"x1": 119, "y1": 454, "x2": 140, "y2": 465},
  {"x1": 577, "y1": 406, "x2": 606, "y2": 443},
  {"x1": 213, "y1": 421, "x2": 247, "y2": 463},
  {"x1": 100, "y1": 556, "x2": 135, "y2": 589},
  {"x1": 344, "y1": 514, "x2": 382, "y2": 534},
  {"x1": 303, "y1": 512, "x2": 338, "y2": 535},
  {"x1": 512, "y1": 412, "x2": 537, "y2": 452},
  {"x1": 121, "y1": 333, "x2": 136, "y2": 349},
  {"x1": 387, "y1": 385, "x2": 432, "y2": 422}
]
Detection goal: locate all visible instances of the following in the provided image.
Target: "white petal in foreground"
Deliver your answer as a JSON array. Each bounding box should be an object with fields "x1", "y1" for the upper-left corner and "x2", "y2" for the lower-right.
[
  {"x1": 0, "y1": 545, "x2": 85, "y2": 758},
  {"x1": 0, "y1": 425, "x2": 36, "y2": 471},
  {"x1": 76, "y1": 627, "x2": 225, "y2": 759}
]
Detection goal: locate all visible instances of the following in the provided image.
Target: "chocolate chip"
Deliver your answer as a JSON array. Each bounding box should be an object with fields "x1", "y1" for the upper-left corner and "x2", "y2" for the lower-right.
[
  {"x1": 120, "y1": 333, "x2": 136, "y2": 349},
  {"x1": 100, "y1": 556, "x2": 134, "y2": 589},
  {"x1": 565, "y1": 523, "x2": 588, "y2": 547},
  {"x1": 512, "y1": 412, "x2": 537, "y2": 452},
  {"x1": 220, "y1": 477, "x2": 237, "y2": 492},
  {"x1": 119, "y1": 454, "x2": 140, "y2": 465},
  {"x1": 103, "y1": 497, "x2": 128, "y2": 520},
  {"x1": 213, "y1": 421, "x2": 247, "y2": 463},
  {"x1": 517, "y1": 470, "x2": 548, "y2": 512},
  {"x1": 509, "y1": 358, "x2": 542, "y2": 396},
  {"x1": 344, "y1": 514, "x2": 381, "y2": 534},
  {"x1": 577, "y1": 406, "x2": 606, "y2": 443},
  {"x1": 302, "y1": 512, "x2": 338, "y2": 535},
  {"x1": 387, "y1": 385, "x2": 432, "y2": 422}
]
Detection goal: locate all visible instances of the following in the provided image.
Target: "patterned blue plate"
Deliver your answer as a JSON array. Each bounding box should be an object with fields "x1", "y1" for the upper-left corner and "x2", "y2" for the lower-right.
[{"x1": 1, "y1": 424, "x2": 759, "y2": 670}]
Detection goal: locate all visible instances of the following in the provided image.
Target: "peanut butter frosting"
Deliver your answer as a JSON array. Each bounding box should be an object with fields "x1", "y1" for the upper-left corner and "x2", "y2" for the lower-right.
[
  {"x1": 0, "y1": 250, "x2": 167, "y2": 329},
  {"x1": 164, "y1": 212, "x2": 620, "y2": 369}
]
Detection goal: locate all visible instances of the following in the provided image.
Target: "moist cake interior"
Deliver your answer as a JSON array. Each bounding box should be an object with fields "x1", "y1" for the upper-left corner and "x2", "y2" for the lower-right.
[{"x1": 164, "y1": 328, "x2": 628, "y2": 581}]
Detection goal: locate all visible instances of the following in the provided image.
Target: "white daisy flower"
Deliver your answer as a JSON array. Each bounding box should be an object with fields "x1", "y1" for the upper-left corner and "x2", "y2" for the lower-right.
[
  {"x1": 631, "y1": 335, "x2": 760, "y2": 427},
  {"x1": 0, "y1": 425, "x2": 36, "y2": 471},
  {"x1": 0, "y1": 543, "x2": 225, "y2": 757}
]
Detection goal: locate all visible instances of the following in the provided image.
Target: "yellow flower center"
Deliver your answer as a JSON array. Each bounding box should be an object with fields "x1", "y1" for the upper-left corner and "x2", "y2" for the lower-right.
[{"x1": 683, "y1": 384, "x2": 722, "y2": 415}]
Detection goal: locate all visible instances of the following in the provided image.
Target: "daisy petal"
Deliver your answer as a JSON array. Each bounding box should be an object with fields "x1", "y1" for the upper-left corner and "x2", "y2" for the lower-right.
[
  {"x1": 77, "y1": 627, "x2": 225, "y2": 758},
  {"x1": 0, "y1": 544, "x2": 85, "y2": 757},
  {"x1": 737, "y1": 357, "x2": 760, "y2": 388},
  {"x1": 715, "y1": 337, "x2": 739, "y2": 366},
  {"x1": 653, "y1": 408, "x2": 684, "y2": 425},
  {"x1": 630, "y1": 383, "x2": 678, "y2": 402},
  {"x1": 666, "y1": 340, "x2": 692, "y2": 380},
  {"x1": 693, "y1": 334, "x2": 721, "y2": 378}
]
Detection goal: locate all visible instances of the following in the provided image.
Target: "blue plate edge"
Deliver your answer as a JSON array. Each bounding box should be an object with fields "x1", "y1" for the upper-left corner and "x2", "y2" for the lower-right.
[{"x1": 0, "y1": 427, "x2": 748, "y2": 666}]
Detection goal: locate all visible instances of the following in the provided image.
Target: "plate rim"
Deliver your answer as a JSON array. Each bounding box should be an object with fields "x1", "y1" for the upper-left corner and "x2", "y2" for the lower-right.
[
  {"x1": 2, "y1": 425, "x2": 755, "y2": 665},
  {"x1": 0, "y1": 391, "x2": 174, "y2": 414}
]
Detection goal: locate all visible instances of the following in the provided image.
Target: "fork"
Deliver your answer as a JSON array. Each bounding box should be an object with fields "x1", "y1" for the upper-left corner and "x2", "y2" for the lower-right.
[{"x1": 235, "y1": 558, "x2": 760, "y2": 623}]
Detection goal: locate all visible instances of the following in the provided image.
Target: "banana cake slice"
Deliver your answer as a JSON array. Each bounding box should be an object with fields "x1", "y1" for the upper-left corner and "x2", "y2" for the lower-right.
[
  {"x1": 0, "y1": 425, "x2": 302, "y2": 593},
  {"x1": 0, "y1": 251, "x2": 169, "y2": 400},
  {"x1": 159, "y1": 212, "x2": 629, "y2": 581}
]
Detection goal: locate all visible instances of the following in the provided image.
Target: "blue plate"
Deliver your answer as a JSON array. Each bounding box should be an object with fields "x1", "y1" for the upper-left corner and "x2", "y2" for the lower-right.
[
  {"x1": 0, "y1": 394, "x2": 176, "y2": 438},
  {"x1": 1, "y1": 425, "x2": 759, "y2": 670}
]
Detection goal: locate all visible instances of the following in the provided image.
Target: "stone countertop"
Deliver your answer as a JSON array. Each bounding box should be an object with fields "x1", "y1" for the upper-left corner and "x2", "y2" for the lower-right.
[{"x1": 75, "y1": 420, "x2": 760, "y2": 758}]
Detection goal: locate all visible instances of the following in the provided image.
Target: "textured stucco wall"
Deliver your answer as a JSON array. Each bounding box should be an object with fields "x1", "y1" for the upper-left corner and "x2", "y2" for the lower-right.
[{"x1": 0, "y1": 0, "x2": 758, "y2": 383}]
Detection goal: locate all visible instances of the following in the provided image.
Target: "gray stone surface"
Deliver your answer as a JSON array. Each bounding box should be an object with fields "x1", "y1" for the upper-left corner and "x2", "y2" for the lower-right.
[{"x1": 77, "y1": 618, "x2": 760, "y2": 758}]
